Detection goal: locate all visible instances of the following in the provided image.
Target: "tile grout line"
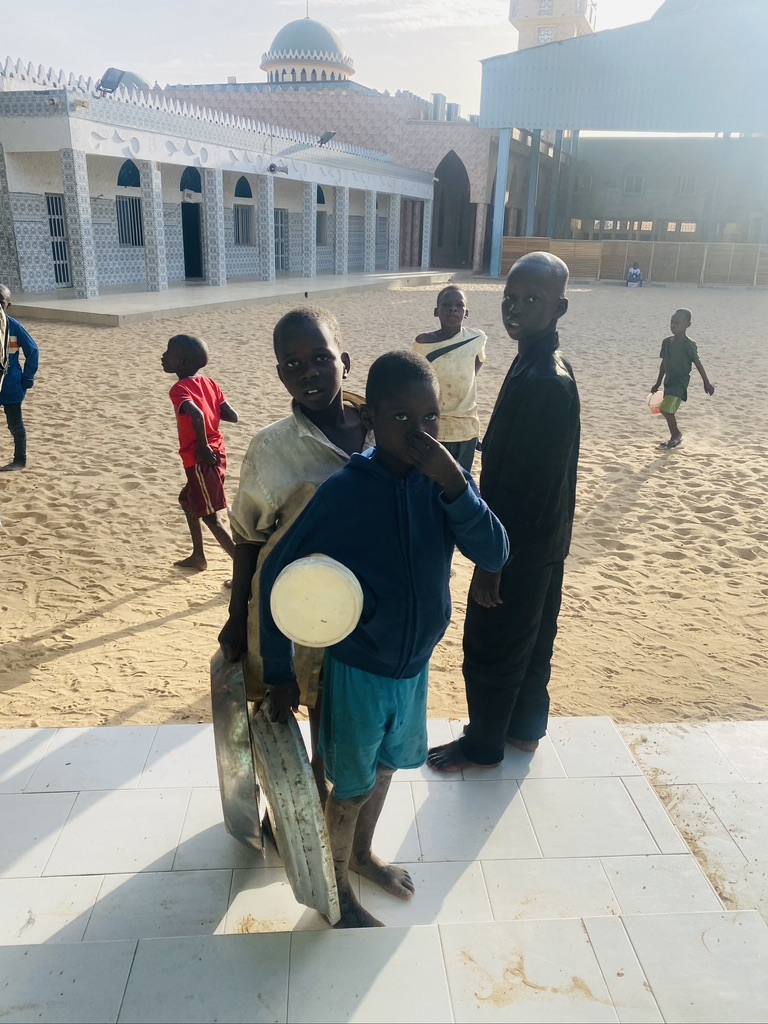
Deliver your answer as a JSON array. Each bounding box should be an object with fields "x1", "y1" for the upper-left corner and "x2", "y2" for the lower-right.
[
  {"x1": 620, "y1": 776, "x2": 664, "y2": 856},
  {"x1": 113, "y1": 938, "x2": 140, "y2": 1024}
]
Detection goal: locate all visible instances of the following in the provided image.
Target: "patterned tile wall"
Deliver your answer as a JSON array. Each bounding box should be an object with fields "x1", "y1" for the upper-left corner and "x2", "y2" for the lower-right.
[
  {"x1": 90, "y1": 197, "x2": 146, "y2": 288},
  {"x1": 421, "y1": 197, "x2": 433, "y2": 268},
  {"x1": 256, "y1": 174, "x2": 275, "y2": 282},
  {"x1": 60, "y1": 148, "x2": 99, "y2": 298},
  {"x1": 386, "y1": 193, "x2": 401, "y2": 272},
  {"x1": 334, "y1": 186, "x2": 349, "y2": 276},
  {"x1": 375, "y1": 215, "x2": 388, "y2": 271},
  {"x1": 301, "y1": 181, "x2": 316, "y2": 279},
  {"x1": 8, "y1": 193, "x2": 54, "y2": 292},
  {"x1": 164, "y1": 203, "x2": 186, "y2": 282},
  {"x1": 348, "y1": 214, "x2": 364, "y2": 271},
  {"x1": 287, "y1": 213, "x2": 302, "y2": 274},
  {"x1": 0, "y1": 146, "x2": 21, "y2": 291},
  {"x1": 225, "y1": 208, "x2": 260, "y2": 278},
  {"x1": 316, "y1": 213, "x2": 335, "y2": 274},
  {"x1": 363, "y1": 191, "x2": 376, "y2": 274},
  {"x1": 139, "y1": 161, "x2": 168, "y2": 292},
  {"x1": 201, "y1": 168, "x2": 226, "y2": 286}
]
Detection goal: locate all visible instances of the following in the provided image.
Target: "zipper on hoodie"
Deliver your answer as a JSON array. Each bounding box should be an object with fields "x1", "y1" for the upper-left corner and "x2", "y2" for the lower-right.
[{"x1": 396, "y1": 477, "x2": 416, "y2": 677}]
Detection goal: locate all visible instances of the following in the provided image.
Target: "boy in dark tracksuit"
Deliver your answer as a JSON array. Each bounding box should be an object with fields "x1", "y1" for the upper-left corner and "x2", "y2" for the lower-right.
[
  {"x1": 0, "y1": 285, "x2": 40, "y2": 472},
  {"x1": 429, "y1": 251, "x2": 580, "y2": 772},
  {"x1": 260, "y1": 351, "x2": 508, "y2": 928}
]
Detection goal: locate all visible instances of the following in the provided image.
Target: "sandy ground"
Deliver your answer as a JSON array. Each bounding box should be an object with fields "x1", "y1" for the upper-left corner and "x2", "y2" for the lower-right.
[{"x1": 1, "y1": 280, "x2": 767, "y2": 730}]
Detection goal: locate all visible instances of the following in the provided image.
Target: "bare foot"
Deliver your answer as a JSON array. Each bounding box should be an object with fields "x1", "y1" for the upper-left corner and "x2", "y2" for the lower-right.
[
  {"x1": 174, "y1": 555, "x2": 207, "y2": 571},
  {"x1": 507, "y1": 737, "x2": 539, "y2": 753},
  {"x1": 427, "y1": 740, "x2": 500, "y2": 774},
  {"x1": 334, "y1": 887, "x2": 384, "y2": 929},
  {"x1": 349, "y1": 852, "x2": 415, "y2": 900}
]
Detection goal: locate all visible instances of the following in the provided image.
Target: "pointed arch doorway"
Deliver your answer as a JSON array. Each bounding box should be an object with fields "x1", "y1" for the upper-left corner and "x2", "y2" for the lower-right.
[{"x1": 431, "y1": 151, "x2": 474, "y2": 269}]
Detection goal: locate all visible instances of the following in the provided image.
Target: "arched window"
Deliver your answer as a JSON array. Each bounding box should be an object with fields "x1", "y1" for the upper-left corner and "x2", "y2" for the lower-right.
[
  {"x1": 321, "y1": 71, "x2": 327, "y2": 82},
  {"x1": 300, "y1": 69, "x2": 307, "y2": 82},
  {"x1": 180, "y1": 166, "x2": 202, "y2": 193},
  {"x1": 311, "y1": 69, "x2": 317, "y2": 82},
  {"x1": 235, "y1": 176, "x2": 252, "y2": 199},
  {"x1": 316, "y1": 185, "x2": 326, "y2": 205},
  {"x1": 281, "y1": 69, "x2": 287, "y2": 81},
  {"x1": 117, "y1": 159, "x2": 140, "y2": 188},
  {"x1": 330, "y1": 72, "x2": 335, "y2": 81},
  {"x1": 291, "y1": 69, "x2": 296, "y2": 82}
]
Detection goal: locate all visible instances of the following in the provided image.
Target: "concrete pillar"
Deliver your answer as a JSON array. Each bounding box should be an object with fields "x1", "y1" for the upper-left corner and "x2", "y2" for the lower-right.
[
  {"x1": 256, "y1": 174, "x2": 275, "y2": 282},
  {"x1": 386, "y1": 194, "x2": 401, "y2": 272},
  {"x1": 401, "y1": 200, "x2": 413, "y2": 267},
  {"x1": 472, "y1": 203, "x2": 488, "y2": 272},
  {"x1": 421, "y1": 197, "x2": 433, "y2": 268},
  {"x1": 363, "y1": 191, "x2": 376, "y2": 274},
  {"x1": 334, "y1": 185, "x2": 349, "y2": 274},
  {"x1": 201, "y1": 168, "x2": 226, "y2": 286},
  {"x1": 563, "y1": 130, "x2": 580, "y2": 240},
  {"x1": 139, "y1": 160, "x2": 168, "y2": 292},
  {"x1": 546, "y1": 129, "x2": 564, "y2": 240},
  {"x1": 0, "y1": 145, "x2": 21, "y2": 292},
  {"x1": 60, "y1": 149, "x2": 98, "y2": 298},
  {"x1": 490, "y1": 128, "x2": 511, "y2": 279},
  {"x1": 302, "y1": 181, "x2": 317, "y2": 279},
  {"x1": 526, "y1": 129, "x2": 541, "y2": 238}
]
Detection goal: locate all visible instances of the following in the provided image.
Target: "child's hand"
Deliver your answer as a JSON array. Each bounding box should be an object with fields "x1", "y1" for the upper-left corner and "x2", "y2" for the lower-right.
[
  {"x1": 406, "y1": 432, "x2": 467, "y2": 502},
  {"x1": 469, "y1": 567, "x2": 503, "y2": 607},
  {"x1": 268, "y1": 683, "x2": 300, "y2": 723},
  {"x1": 704, "y1": 382, "x2": 715, "y2": 396},
  {"x1": 197, "y1": 444, "x2": 219, "y2": 467}
]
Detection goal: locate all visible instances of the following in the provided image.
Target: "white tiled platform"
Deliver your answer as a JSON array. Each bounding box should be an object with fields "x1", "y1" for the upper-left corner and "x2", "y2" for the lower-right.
[
  {"x1": 1, "y1": 717, "x2": 767, "y2": 1023},
  {"x1": 9, "y1": 270, "x2": 452, "y2": 326}
]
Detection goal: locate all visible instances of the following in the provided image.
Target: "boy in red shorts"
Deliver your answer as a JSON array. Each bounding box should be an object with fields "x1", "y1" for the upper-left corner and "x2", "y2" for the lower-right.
[{"x1": 162, "y1": 333, "x2": 238, "y2": 573}]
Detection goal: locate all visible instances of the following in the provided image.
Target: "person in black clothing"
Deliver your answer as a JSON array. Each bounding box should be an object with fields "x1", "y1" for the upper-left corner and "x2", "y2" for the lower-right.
[{"x1": 428, "y1": 251, "x2": 580, "y2": 771}]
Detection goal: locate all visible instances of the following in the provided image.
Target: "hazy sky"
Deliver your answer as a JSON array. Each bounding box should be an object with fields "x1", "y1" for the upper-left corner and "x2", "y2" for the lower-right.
[{"x1": 6, "y1": 0, "x2": 665, "y2": 114}]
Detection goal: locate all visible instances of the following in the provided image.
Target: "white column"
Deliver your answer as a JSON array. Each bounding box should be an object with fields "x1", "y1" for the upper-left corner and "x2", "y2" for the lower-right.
[
  {"x1": 139, "y1": 160, "x2": 168, "y2": 292},
  {"x1": 60, "y1": 148, "x2": 99, "y2": 298},
  {"x1": 490, "y1": 128, "x2": 511, "y2": 278}
]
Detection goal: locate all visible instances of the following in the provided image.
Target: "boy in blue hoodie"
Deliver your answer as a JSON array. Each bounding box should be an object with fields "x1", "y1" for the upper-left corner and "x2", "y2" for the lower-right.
[
  {"x1": 0, "y1": 285, "x2": 40, "y2": 472},
  {"x1": 259, "y1": 350, "x2": 509, "y2": 928}
]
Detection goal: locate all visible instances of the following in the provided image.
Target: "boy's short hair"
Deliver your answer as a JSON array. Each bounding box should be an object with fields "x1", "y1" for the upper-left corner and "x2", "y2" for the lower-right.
[
  {"x1": 366, "y1": 350, "x2": 439, "y2": 410},
  {"x1": 435, "y1": 285, "x2": 465, "y2": 304},
  {"x1": 168, "y1": 334, "x2": 209, "y2": 370},
  {"x1": 273, "y1": 306, "x2": 342, "y2": 353},
  {"x1": 675, "y1": 308, "x2": 692, "y2": 323}
]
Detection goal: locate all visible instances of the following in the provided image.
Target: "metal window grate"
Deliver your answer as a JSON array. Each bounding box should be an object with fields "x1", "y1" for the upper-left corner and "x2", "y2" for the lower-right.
[
  {"x1": 233, "y1": 205, "x2": 253, "y2": 246},
  {"x1": 116, "y1": 195, "x2": 144, "y2": 247},
  {"x1": 46, "y1": 194, "x2": 70, "y2": 286},
  {"x1": 274, "y1": 209, "x2": 287, "y2": 271}
]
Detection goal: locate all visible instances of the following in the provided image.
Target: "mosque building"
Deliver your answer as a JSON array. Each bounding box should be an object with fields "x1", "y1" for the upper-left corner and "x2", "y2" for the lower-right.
[{"x1": 0, "y1": 2, "x2": 765, "y2": 300}]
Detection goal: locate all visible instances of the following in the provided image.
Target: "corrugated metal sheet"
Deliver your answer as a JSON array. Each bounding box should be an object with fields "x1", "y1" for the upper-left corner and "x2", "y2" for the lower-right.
[{"x1": 480, "y1": 1, "x2": 768, "y2": 132}]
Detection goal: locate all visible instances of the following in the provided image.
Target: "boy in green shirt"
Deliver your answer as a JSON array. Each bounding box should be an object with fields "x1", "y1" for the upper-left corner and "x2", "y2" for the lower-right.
[{"x1": 650, "y1": 308, "x2": 715, "y2": 450}]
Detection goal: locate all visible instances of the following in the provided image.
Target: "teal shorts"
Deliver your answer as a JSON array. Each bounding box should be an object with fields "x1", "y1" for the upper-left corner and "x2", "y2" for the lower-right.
[
  {"x1": 660, "y1": 395, "x2": 683, "y2": 414},
  {"x1": 319, "y1": 654, "x2": 429, "y2": 800}
]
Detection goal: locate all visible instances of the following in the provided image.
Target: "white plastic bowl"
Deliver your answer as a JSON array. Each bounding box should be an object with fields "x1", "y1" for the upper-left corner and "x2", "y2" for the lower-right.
[{"x1": 270, "y1": 553, "x2": 363, "y2": 648}]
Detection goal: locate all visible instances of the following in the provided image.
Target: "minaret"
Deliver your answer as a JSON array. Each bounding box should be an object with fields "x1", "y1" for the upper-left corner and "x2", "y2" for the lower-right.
[{"x1": 509, "y1": 0, "x2": 597, "y2": 50}]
